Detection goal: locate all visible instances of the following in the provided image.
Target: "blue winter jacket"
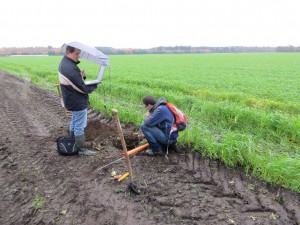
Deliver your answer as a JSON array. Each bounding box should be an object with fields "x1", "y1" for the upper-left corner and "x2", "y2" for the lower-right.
[{"x1": 143, "y1": 97, "x2": 179, "y2": 141}]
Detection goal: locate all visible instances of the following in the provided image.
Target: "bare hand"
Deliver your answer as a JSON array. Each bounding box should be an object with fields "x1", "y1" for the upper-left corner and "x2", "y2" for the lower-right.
[{"x1": 81, "y1": 69, "x2": 86, "y2": 77}]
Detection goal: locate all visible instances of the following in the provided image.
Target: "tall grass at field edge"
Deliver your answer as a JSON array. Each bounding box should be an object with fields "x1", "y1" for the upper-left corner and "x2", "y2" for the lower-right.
[{"x1": 186, "y1": 129, "x2": 300, "y2": 193}]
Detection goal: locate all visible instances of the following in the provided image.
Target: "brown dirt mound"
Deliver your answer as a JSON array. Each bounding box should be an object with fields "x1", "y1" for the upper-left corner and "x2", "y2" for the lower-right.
[{"x1": 0, "y1": 70, "x2": 299, "y2": 225}]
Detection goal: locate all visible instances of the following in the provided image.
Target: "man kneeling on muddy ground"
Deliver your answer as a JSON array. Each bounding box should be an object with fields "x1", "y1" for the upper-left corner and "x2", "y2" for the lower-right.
[
  {"x1": 141, "y1": 95, "x2": 179, "y2": 156},
  {"x1": 58, "y1": 45, "x2": 98, "y2": 156}
]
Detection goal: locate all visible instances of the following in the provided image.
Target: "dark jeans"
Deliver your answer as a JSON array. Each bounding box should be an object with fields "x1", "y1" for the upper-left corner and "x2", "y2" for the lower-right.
[{"x1": 141, "y1": 124, "x2": 175, "y2": 152}]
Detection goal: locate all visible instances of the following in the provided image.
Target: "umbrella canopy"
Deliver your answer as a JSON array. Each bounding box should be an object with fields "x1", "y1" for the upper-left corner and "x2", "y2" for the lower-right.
[{"x1": 62, "y1": 41, "x2": 110, "y2": 67}]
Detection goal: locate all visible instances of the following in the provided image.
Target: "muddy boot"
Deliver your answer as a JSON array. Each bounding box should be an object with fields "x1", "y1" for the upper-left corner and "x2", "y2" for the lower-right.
[
  {"x1": 161, "y1": 141, "x2": 180, "y2": 154},
  {"x1": 169, "y1": 142, "x2": 180, "y2": 153},
  {"x1": 75, "y1": 135, "x2": 96, "y2": 156},
  {"x1": 144, "y1": 146, "x2": 164, "y2": 156}
]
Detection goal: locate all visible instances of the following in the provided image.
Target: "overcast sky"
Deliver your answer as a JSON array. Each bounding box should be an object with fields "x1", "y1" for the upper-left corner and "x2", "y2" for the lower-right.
[{"x1": 1, "y1": 0, "x2": 299, "y2": 48}]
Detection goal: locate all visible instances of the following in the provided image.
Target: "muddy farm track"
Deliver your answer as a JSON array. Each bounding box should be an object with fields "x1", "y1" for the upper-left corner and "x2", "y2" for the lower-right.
[{"x1": 0, "y1": 70, "x2": 299, "y2": 225}]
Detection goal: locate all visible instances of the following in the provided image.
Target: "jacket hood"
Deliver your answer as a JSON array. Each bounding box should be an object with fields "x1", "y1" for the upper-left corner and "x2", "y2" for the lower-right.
[{"x1": 150, "y1": 97, "x2": 166, "y2": 112}]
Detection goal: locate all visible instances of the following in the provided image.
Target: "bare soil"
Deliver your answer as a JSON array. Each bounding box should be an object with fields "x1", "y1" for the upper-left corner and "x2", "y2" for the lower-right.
[{"x1": 0, "y1": 70, "x2": 299, "y2": 225}]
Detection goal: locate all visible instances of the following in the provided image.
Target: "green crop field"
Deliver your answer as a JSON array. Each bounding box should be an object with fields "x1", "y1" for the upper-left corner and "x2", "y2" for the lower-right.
[{"x1": 1, "y1": 53, "x2": 300, "y2": 193}]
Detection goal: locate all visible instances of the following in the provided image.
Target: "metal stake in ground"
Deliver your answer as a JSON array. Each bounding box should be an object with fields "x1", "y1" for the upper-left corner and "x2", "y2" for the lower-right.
[{"x1": 112, "y1": 109, "x2": 139, "y2": 194}]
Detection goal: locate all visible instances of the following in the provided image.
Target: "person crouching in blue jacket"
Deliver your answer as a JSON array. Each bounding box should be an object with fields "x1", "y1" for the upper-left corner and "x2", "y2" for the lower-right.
[{"x1": 141, "y1": 95, "x2": 178, "y2": 156}]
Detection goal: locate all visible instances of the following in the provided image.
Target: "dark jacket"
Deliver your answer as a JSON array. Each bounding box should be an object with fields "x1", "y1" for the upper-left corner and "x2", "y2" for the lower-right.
[
  {"x1": 143, "y1": 97, "x2": 179, "y2": 141},
  {"x1": 58, "y1": 55, "x2": 97, "y2": 111}
]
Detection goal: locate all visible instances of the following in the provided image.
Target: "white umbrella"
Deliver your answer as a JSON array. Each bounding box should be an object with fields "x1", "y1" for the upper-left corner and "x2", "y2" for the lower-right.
[{"x1": 62, "y1": 41, "x2": 110, "y2": 67}]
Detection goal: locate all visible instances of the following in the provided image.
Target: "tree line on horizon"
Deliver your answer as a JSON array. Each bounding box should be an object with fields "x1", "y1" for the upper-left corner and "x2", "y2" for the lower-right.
[{"x1": 0, "y1": 45, "x2": 300, "y2": 56}]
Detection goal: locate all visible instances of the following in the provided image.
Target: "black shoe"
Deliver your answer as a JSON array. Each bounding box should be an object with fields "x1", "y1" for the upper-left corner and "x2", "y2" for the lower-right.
[
  {"x1": 144, "y1": 149, "x2": 164, "y2": 156},
  {"x1": 153, "y1": 149, "x2": 164, "y2": 156},
  {"x1": 169, "y1": 143, "x2": 180, "y2": 153},
  {"x1": 161, "y1": 142, "x2": 180, "y2": 153}
]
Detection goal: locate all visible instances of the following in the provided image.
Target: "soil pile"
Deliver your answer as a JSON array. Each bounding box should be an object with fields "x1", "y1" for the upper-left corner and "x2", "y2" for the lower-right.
[{"x1": 0, "y1": 70, "x2": 299, "y2": 225}]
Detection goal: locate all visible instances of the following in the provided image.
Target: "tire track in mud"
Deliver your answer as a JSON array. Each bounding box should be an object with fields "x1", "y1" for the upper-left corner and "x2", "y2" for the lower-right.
[
  {"x1": 0, "y1": 71, "x2": 65, "y2": 225},
  {"x1": 129, "y1": 149, "x2": 300, "y2": 224},
  {"x1": 2, "y1": 82, "x2": 61, "y2": 138}
]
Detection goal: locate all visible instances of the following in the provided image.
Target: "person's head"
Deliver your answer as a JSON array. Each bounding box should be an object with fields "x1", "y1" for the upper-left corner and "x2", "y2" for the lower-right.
[
  {"x1": 66, "y1": 45, "x2": 81, "y2": 62},
  {"x1": 143, "y1": 95, "x2": 156, "y2": 110}
]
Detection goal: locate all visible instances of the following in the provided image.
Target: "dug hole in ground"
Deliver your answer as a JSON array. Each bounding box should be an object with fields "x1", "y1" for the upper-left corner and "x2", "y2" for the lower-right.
[{"x1": 0, "y1": 70, "x2": 299, "y2": 225}]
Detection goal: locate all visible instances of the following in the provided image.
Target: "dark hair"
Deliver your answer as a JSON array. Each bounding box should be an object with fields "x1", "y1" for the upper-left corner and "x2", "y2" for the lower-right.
[
  {"x1": 143, "y1": 95, "x2": 156, "y2": 106},
  {"x1": 66, "y1": 45, "x2": 76, "y2": 53}
]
